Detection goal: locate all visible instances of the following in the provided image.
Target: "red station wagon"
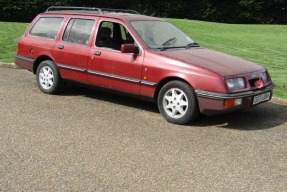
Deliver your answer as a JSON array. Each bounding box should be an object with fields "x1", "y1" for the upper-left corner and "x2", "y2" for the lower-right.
[{"x1": 15, "y1": 6, "x2": 275, "y2": 124}]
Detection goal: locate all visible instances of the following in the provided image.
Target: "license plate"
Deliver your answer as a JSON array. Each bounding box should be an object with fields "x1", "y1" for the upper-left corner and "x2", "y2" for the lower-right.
[{"x1": 253, "y1": 92, "x2": 271, "y2": 105}]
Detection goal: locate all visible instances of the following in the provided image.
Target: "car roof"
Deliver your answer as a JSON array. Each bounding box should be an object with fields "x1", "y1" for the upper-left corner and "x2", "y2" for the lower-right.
[{"x1": 40, "y1": 10, "x2": 164, "y2": 22}]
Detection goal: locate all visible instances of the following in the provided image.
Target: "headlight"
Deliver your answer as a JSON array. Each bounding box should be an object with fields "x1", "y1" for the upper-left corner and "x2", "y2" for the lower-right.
[
  {"x1": 226, "y1": 78, "x2": 246, "y2": 91},
  {"x1": 261, "y1": 71, "x2": 268, "y2": 83}
]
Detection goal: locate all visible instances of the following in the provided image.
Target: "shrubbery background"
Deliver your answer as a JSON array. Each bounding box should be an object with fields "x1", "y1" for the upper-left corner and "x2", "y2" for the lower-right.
[{"x1": 1, "y1": 0, "x2": 287, "y2": 24}]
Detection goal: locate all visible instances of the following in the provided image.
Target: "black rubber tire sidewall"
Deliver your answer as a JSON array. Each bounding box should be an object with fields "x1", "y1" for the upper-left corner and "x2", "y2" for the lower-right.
[{"x1": 158, "y1": 81, "x2": 199, "y2": 125}]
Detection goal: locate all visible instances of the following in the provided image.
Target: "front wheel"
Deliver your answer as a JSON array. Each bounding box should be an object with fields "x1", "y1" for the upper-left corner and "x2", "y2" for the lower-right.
[
  {"x1": 158, "y1": 81, "x2": 199, "y2": 125},
  {"x1": 36, "y1": 60, "x2": 61, "y2": 94}
]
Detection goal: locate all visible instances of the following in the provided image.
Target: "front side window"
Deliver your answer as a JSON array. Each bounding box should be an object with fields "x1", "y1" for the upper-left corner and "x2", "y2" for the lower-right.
[
  {"x1": 62, "y1": 18, "x2": 95, "y2": 45},
  {"x1": 131, "y1": 20, "x2": 195, "y2": 49},
  {"x1": 30, "y1": 17, "x2": 64, "y2": 39},
  {"x1": 96, "y1": 21, "x2": 135, "y2": 51}
]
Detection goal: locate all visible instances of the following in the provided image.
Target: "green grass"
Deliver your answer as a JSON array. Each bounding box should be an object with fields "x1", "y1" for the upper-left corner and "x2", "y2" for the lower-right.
[
  {"x1": 0, "y1": 20, "x2": 286, "y2": 99},
  {"x1": 0, "y1": 22, "x2": 28, "y2": 63}
]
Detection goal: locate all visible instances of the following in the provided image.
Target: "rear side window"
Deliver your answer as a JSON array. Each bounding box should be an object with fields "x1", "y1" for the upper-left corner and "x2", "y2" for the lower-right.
[
  {"x1": 30, "y1": 17, "x2": 64, "y2": 39},
  {"x1": 62, "y1": 18, "x2": 95, "y2": 45}
]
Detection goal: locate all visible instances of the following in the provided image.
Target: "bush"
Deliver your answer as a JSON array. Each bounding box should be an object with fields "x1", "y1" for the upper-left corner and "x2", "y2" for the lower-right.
[{"x1": 0, "y1": 0, "x2": 286, "y2": 24}]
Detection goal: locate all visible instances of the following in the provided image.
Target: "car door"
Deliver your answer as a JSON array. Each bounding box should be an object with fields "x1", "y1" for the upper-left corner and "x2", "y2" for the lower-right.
[
  {"x1": 53, "y1": 17, "x2": 96, "y2": 83},
  {"x1": 88, "y1": 19, "x2": 144, "y2": 94}
]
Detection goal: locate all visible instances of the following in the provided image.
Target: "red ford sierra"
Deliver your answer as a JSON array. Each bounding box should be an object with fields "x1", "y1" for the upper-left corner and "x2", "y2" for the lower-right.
[{"x1": 15, "y1": 6, "x2": 275, "y2": 124}]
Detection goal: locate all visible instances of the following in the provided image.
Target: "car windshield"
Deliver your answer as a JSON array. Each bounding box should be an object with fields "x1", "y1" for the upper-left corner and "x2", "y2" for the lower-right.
[{"x1": 130, "y1": 20, "x2": 196, "y2": 50}]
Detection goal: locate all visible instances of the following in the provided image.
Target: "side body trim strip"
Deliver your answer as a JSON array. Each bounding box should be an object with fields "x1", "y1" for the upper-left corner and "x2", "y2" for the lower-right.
[
  {"x1": 57, "y1": 63, "x2": 157, "y2": 87},
  {"x1": 87, "y1": 69, "x2": 141, "y2": 84},
  {"x1": 140, "y1": 80, "x2": 157, "y2": 87},
  {"x1": 58, "y1": 64, "x2": 86, "y2": 72}
]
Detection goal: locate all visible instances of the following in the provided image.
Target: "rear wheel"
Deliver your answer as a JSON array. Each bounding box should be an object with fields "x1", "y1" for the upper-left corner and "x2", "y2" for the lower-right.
[
  {"x1": 158, "y1": 81, "x2": 199, "y2": 124},
  {"x1": 36, "y1": 60, "x2": 61, "y2": 94}
]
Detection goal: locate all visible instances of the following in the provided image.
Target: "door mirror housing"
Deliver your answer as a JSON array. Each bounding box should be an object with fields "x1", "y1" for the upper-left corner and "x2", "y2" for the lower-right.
[{"x1": 121, "y1": 44, "x2": 136, "y2": 54}]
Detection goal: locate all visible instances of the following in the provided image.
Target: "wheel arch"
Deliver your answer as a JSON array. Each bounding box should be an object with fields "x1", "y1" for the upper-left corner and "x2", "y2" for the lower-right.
[
  {"x1": 154, "y1": 77, "x2": 196, "y2": 101},
  {"x1": 33, "y1": 55, "x2": 54, "y2": 74}
]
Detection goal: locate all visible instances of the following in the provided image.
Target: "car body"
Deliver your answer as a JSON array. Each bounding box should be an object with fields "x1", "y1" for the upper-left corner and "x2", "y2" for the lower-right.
[{"x1": 15, "y1": 6, "x2": 275, "y2": 124}]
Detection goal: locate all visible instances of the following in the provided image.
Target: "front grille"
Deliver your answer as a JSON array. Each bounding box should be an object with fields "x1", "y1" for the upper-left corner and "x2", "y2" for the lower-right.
[{"x1": 249, "y1": 78, "x2": 260, "y2": 88}]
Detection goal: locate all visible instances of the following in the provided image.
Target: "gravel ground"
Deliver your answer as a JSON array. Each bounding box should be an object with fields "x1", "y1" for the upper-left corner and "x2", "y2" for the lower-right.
[
  {"x1": 0, "y1": 68, "x2": 287, "y2": 191},
  {"x1": 0, "y1": 62, "x2": 20, "y2": 69}
]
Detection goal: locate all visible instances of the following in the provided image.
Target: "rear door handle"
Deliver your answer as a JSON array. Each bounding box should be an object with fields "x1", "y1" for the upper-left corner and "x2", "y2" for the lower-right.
[
  {"x1": 94, "y1": 51, "x2": 101, "y2": 56},
  {"x1": 57, "y1": 45, "x2": 64, "y2": 49}
]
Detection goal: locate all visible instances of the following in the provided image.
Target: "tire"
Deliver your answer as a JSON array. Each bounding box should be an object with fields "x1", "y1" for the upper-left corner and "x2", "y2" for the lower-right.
[
  {"x1": 36, "y1": 60, "x2": 61, "y2": 94},
  {"x1": 157, "y1": 81, "x2": 199, "y2": 125}
]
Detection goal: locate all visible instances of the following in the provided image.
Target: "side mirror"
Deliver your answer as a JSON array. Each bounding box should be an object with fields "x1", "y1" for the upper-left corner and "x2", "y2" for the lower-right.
[{"x1": 121, "y1": 44, "x2": 136, "y2": 54}]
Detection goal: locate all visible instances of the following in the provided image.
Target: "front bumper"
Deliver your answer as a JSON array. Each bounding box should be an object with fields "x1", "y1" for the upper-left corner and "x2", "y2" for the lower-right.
[{"x1": 195, "y1": 83, "x2": 275, "y2": 116}]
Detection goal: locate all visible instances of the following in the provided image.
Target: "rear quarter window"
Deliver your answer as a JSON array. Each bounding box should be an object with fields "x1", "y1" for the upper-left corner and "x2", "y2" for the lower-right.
[
  {"x1": 62, "y1": 18, "x2": 95, "y2": 45},
  {"x1": 29, "y1": 17, "x2": 64, "y2": 39}
]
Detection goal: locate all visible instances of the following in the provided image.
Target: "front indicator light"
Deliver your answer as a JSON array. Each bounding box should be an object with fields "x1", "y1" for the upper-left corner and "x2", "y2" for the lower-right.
[{"x1": 224, "y1": 98, "x2": 243, "y2": 107}]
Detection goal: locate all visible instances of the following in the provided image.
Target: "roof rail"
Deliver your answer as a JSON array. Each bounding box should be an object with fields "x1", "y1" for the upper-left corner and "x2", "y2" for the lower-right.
[
  {"x1": 46, "y1": 6, "x2": 139, "y2": 14},
  {"x1": 46, "y1": 6, "x2": 103, "y2": 14},
  {"x1": 100, "y1": 8, "x2": 139, "y2": 14}
]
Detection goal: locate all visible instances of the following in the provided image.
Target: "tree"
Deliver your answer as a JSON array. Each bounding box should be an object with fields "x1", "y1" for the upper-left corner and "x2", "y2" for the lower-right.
[{"x1": 0, "y1": 0, "x2": 286, "y2": 24}]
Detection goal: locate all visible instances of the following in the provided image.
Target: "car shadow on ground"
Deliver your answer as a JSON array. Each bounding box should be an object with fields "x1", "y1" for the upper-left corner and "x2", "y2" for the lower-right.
[
  {"x1": 59, "y1": 84, "x2": 159, "y2": 113},
  {"x1": 192, "y1": 102, "x2": 287, "y2": 130},
  {"x1": 60, "y1": 84, "x2": 287, "y2": 130}
]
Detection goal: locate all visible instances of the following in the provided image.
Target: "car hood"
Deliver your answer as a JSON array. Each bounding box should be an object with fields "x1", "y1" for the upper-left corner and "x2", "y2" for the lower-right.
[{"x1": 156, "y1": 48, "x2": 263, "y2": 76}]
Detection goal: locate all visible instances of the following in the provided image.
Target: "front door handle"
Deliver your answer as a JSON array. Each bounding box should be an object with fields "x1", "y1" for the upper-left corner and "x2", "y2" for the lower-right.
[
  {"x1": 94, "y1": 51, "x2": 101, "y2": 56},
  {"x1": 57, "y1": 45, "x2": 64, "y2": 49}
]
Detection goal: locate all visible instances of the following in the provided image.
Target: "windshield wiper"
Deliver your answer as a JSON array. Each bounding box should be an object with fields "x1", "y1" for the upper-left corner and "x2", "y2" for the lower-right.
[
  {"x1": 159, "y1": 41, "x2": 200, "y2": 51},
  {"x1": 185, "y1": 42, "x2": 200, "y2": 49},
  {"x1": 160, "y1": 37, "x2": 177, "y2": 51}
]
